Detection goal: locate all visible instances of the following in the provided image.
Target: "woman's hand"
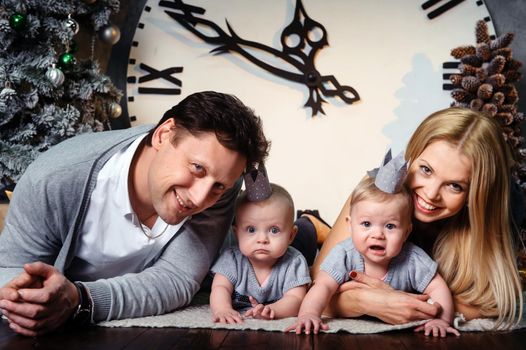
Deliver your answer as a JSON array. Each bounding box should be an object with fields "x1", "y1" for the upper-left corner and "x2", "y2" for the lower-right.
[{"x1": 327, "y1": 271, "x2": 441, "y2": 324}]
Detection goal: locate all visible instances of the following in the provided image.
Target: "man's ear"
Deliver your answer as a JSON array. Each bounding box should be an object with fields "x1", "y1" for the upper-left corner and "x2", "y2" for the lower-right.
[
  {"x1": 151, "y1": 118, "x2": 176, "y2": 150},
  {"x1": 288, "y1": 224, "x2": 298, "y2": 244}
]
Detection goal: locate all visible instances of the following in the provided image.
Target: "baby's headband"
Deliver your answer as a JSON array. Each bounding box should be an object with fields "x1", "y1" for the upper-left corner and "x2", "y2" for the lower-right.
[
  {"x1": 367, "y1": 149, "x2": 407, "y2": 194},
  {"x1": 243, "y1": 163, "x2": 272, "y2": 202}
]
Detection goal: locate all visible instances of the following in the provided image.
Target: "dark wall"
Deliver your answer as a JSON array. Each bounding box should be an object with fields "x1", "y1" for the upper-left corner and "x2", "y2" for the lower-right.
[{"x1": 485, "y1": 0, "x2": 526, "y2": 119}]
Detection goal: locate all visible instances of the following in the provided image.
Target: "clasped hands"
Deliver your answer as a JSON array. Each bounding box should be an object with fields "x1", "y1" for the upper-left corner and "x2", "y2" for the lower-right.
[{"x1": 0, "y1": 262, "x2": 78, "y2": 336}]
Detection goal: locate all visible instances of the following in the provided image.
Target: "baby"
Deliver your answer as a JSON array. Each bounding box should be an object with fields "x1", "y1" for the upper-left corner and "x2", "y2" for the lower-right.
[
  {"x1": 210, "y1": 180, "x2": 311, "y2": 324},
  {"x1": 286, "y1": 151, "x2": 459, "y2": 337}
]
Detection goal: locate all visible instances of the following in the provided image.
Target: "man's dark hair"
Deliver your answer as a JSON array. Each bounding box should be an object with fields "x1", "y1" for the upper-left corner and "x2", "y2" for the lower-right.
[{"x1": 145, "y1": 91, "x2": 270, "y2": 168}]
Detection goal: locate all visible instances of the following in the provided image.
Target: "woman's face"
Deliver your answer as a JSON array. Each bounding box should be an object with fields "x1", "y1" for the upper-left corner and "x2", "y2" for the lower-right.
[{"x1": 407, "y1": 140, "x2": 472, "y2": 223}]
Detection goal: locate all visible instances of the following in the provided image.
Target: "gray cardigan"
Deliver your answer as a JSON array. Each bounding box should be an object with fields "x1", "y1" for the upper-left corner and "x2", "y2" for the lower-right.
[{"x1": 0, "y1": 125, "x2": 241, "y2": 321}]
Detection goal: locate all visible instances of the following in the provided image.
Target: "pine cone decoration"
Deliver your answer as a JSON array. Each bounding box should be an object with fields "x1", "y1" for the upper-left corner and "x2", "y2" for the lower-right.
[{"x1": 449, "y1": 20, "x2": 526, "y2": 225}]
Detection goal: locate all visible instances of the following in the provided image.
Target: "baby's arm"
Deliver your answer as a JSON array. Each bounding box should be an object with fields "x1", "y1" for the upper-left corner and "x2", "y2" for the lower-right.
[
  {"x1": 285, "y1": 271, "x2": 339, "y2": 334},
  {"x1": 245, "y1": 285, "x2": 307, "y2": 320},
  {"x1": 416, "y1": 273, "x2": 460, "y2": 337},
  {"x1": 210, "y1": 273, "x2": 243, "y2": 324}
]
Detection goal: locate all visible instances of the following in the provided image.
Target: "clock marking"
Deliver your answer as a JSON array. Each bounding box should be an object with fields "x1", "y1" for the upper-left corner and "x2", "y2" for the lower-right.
[
  {"x1": 131, "y1": 63, "x2": 183, "y2": 95},
  {"x1": 422, "y1": 0, "x2": 465, "y2": 19},
  {"x1": 158, "y1": 0, "x2": 359, "y2": 116}
]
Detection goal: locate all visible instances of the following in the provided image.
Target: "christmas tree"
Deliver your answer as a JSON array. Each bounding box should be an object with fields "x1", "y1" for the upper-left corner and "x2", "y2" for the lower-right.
[{"x1": 0, "y1": 0, "x2": 122, "y2": 193}]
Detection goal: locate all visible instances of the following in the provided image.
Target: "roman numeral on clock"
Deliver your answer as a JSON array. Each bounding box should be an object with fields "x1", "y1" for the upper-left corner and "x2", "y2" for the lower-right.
[
  {"x1": 127, "y1": 63, "x2": 183, "y2": 94},
  {"x1": 442, "y1": 61, "x2": 460, "y2": 90},
  {"x1": 421, "y1": 0, "x2": 465, "y2": 19}
]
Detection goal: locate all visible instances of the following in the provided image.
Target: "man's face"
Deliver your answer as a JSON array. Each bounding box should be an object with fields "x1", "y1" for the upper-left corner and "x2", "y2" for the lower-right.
[{"x1": 148, "y1": 121, "x2": 246, "y2": 225}]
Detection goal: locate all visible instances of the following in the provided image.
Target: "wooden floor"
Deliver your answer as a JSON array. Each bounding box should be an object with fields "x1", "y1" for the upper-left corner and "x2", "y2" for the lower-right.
[{"x1": 1, "y1": 320, "x2": 526, "y2": 350}]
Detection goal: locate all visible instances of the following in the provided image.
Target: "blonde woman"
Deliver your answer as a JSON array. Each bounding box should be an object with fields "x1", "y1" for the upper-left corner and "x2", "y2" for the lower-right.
[{"x1": 313, "y1": 107, "x2": 523, "y2": 328}]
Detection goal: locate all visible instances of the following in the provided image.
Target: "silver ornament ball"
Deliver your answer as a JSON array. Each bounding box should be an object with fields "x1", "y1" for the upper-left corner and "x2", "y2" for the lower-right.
[
  {"x1": 109, "y1": 102, "x2": 122, "y2": 118},
  {"x1": 65, "y1": 17, "x2": 79, "y2": 35},
  {"x1": 46, "y1": 66, "x2": 65, "y2": 87},
  {"x1": 99, "y1": 24, "x2": 121, "y2": 45}
]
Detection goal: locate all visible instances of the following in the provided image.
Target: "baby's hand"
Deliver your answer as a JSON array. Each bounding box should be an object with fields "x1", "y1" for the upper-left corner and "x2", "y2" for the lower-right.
[
  {"x1": 284, "y1": 313, "x2": 329, "y2": 335},
  {"x1": 415, "y1": 318, "x2": 460, "y2": 337},
  {"x1": 211, "y1": 308, "x2": 243, "y2": 324},
  {"x1": 245, "y1": 297, "x2": 275, "y2": 320}
]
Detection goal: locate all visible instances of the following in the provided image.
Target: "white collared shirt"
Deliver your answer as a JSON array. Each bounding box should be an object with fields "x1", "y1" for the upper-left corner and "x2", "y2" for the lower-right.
[{"x1": 67, "y1": 134, "x2": 188, "y2": 281}]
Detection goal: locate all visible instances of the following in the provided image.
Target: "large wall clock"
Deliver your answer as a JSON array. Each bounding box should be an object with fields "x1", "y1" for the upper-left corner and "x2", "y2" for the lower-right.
[{"x1": 108, "y1": 0, "x2": 498, "y2": 224}]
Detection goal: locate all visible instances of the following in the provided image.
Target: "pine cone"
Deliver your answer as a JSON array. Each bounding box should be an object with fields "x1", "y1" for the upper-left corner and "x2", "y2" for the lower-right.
[
  {"x1": 492, "y1": 48, "x2": 512, "y2": 60},
  {"x1": 496, "y1": 112, "x2": 514, "y2": 126},
  {"x1": 500, "y1": 104, "x2": 517, "y2": 114},
  {"x1": 476, "y1": 43, "x2": 491, "y2": 61},
  {"x1": 451, "y1": 45, "x2": 476, "y2": 59},
  {"x1": 470, "y1": 99, "x2": 484, "y2": 111},
  {"x1": 460, "y1": 64, "x2": 479, "y2": 75},
  {"x1": 450, "y1": 74, "x2": 463, "y2": 86},
  {"x1": 482, "y1": 103, "x2": 498, "y2": 116},
  {"x1": 476, "y1": 69, "x2": 487, "y2": 81},
  {"x1": 451, "y1": 89, "x2": 473, "y2": 103},
  {"x1": 475, "y1": 20, "x2": 491, "y2": 44},
  {"x1": 486, "y1": 74, "x2": 505, "y2": 88},
  {"x1": 491, "y1": 92, "x2": 505, "y2": 106},
  {"x1": 487, "y1": 56, "x2": 506, "y2": 75},
  {"x1": 461, "y1": 54, "x2": 483, "y2": 67},
  {"x1": 477, "y1": 83, "x2": 493, "y2": 100},
  {"x1": 490, "y1": 32, "x2": 514, "y2": 50},
  {"x1": 461, "y1": 76, "x2": 481, "y2": 92}
]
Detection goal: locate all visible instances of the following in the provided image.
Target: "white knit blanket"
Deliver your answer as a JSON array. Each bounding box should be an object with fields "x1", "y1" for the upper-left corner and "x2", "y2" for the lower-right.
[{"x1": 98, "y1": 295, "x2": 526, "y2": 333}]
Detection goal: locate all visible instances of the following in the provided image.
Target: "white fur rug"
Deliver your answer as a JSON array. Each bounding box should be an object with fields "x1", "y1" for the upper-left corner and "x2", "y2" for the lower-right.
[{"x1": 97, "y1": 295, "x2": 526, "y2": 333}]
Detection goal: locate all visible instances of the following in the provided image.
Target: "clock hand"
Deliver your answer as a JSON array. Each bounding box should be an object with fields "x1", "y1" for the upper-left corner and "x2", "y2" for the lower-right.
[
  {"x1": 159, "y1": 0, "x2": 360, "y2": 116},
  {"x1": 162, "y1": 3, "x2": 305, "y2": 82}
]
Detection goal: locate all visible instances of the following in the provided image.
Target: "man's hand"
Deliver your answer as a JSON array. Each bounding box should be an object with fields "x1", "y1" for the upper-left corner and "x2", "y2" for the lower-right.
[
  {"x1": 0, "y1": 262, "x2": 79, "y2": 336},
  {"x1": 0, "y1": 270, "x2": 43, "y2": 302}
]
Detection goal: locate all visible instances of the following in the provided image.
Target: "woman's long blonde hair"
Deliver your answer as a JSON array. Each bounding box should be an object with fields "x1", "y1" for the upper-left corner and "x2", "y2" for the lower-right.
[{"x1": 406, "y1": 107, "x2": 523, "y2": 328}]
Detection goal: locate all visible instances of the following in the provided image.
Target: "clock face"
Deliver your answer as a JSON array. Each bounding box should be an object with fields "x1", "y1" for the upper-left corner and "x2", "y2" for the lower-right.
[{"x1": 125, "y1": 0, "x2": 494, "y2": 223}]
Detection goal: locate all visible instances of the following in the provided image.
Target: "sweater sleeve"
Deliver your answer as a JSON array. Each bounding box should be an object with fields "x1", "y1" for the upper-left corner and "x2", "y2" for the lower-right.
[
  {"x1": 0, "y1": 156, "x2": 79, "y2": 287},
  {"x1": 84, "y1": 178, "x2": 242, "y2": 322}
]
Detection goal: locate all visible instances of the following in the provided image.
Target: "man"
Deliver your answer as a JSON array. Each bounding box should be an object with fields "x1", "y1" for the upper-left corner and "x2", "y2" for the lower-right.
[{"x1": 0, "y1": 91, "x2": 270, "y2": 336}]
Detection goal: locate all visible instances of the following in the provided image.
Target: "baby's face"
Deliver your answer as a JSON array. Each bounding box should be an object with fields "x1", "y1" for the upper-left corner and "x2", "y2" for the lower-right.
[
  {"x1": 234, "y1": 199, "x2": 296, "y2": 267},
  {"x1": 347, "y1": 196, "x2": 412, "y2": 268}
]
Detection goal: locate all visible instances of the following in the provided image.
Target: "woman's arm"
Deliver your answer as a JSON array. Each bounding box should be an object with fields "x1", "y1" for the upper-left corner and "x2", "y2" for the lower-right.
[
  {"x1": 454, "y1": 300, "x2": 483, "y2": 320},
  {"x1": 325, "y1": 271, "x2": 440, "y2": 323}
]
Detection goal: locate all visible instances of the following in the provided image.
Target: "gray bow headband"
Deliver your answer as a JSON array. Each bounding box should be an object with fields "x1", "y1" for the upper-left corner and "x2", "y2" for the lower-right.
[
  {"x1": 243, "y1": 163, "x2": 272, "y2": 202},
  {"x1": 367, "y1": 149, "x2": 407, "y2": 194}
]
